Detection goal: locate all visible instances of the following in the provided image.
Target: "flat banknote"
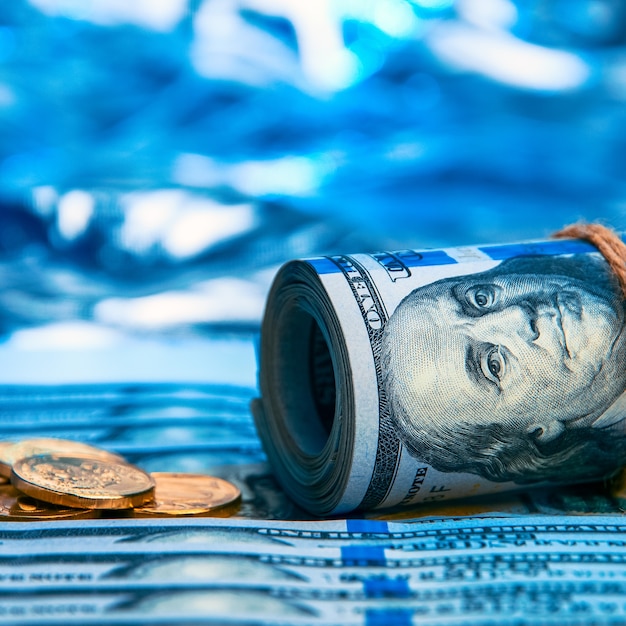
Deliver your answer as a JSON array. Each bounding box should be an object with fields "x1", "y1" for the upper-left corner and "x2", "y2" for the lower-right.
[
  {"x1": 2, "y1": 516, "x2": 626, "y2": 624},
  {"x1": 0, "y1": 383, "x2": 260, "y2": 458},
  {"x1": 256, "y1": 236, "x2": 626, "y2": 515},
  {"x1": 3, "y1": 585, "x2": 626, "y2": 626}
]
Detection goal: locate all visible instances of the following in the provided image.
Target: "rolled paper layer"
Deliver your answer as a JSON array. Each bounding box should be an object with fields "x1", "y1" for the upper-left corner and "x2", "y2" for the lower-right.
[{"x1": 255, "y1": 235, "x2": 626, "y2": 515}]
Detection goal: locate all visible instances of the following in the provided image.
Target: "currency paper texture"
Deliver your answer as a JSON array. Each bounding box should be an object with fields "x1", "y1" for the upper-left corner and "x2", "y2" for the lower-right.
[
  {"x1": 1, "y1": 383, "x2": 626, "y2": 625},
  {"x1": 3, "y1": 515, "x2": 626, "y2": 625},
  {"x1": 256, "y1": 237, "x2": 626, "y2": 515}
]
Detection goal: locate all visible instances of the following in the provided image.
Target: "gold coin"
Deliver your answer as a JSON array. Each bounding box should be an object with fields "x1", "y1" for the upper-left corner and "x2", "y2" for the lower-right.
[
  {"x1": 0, "y1": 438, "x2": 125, "y2": 478},
  {"x1": 132, "y1": 473, "x2": 241, "y2": 518},
  {"x1": 11, "y1": 454, "x2": 155, "y2": 510},
  {"x1": 0, "y1": 441, "x2": 15, "y2": 478},
  {"x1": 0, "y1": 484, "x2": 99, "y2": 521}
]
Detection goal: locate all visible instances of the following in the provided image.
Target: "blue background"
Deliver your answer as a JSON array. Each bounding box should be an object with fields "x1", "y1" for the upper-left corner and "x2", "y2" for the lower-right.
[{"x1": 0, "y1": 0, "x2": 625, "y2": 382}]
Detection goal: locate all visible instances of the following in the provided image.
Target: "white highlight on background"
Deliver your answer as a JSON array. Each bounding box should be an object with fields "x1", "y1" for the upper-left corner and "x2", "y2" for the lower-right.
[
  {"x1": 9, "y1": 321, "x2": 122, "y2": 351},
  {"x1": 427, "y1": 21, "x2": 590, "y2": 91},
  {"x1": 456, "y1": 0, "x2": 518, "y2": 30},
  {"x1": 0, "y1": 323, "x2": 257, "y2": 386},
  {"x1": 95, "y1": 277, "x2": 267, "y2": 329},
  {"x1": 173, "y1": 153, "x2": 325, "y2": 197},
  {"x1": 240, "y1": 0, "x2": 360, "y2": 91},
  {"x1": 57, "y1": 189, "x2": 95, "y2": 241},
  {"x1": 27, "y1": 0, "x2": 187, "y2": 31},
  {"x1": 119, "y1": 189, "x2": 255, "y2": 260},
  {"x1": 192, "y1": 0, "x2": 421, "y2": 93}
]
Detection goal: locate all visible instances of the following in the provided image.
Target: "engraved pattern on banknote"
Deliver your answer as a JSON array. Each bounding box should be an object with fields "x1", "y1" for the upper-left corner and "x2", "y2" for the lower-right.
[{"x1": 327, "y1": 255, "x2": 401, "y2": 509}]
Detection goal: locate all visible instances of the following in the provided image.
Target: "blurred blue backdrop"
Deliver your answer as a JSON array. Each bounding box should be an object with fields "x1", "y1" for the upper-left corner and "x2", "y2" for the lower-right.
[{"x1": 0, "y1": 0, "x2": 625, "y2": 382}]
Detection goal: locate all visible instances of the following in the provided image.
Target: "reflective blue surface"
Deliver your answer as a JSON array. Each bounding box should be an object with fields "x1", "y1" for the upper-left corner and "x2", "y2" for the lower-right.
[{"x1": 0, "y1": 0, "x2": 625, "y2": 380}]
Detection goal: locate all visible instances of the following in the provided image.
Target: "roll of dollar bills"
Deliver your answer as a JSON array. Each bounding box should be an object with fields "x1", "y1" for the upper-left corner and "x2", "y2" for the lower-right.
[{"x1": 253, "y1": 237, "x2": 626, "y2": 516}]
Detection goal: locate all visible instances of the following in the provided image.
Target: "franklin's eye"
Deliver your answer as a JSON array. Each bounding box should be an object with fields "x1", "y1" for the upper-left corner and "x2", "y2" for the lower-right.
[
  {"x1": 481, "y1": 345, "x2": 506, "y2": 386},
  {"x1": 465, "y1": 285, "x2": 499, "y2": 311}
]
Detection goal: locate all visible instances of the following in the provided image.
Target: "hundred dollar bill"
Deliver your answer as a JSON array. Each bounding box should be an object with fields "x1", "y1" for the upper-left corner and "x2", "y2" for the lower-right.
[
  {"x1": 3, "y1": 584, "x2": 626, "y2": 625},
  {"x1": 3, "y1": 579, "x2": 626, "y2": 625},
  {"x1": 4, "y1": 515, "x2": 626, "y2": 555},
  {"x1": 255, "y1": 236, "x2": 626, "y2": 515},
  {"x1": 2, "y1": 516, "x2": 626, "y2": 624}
]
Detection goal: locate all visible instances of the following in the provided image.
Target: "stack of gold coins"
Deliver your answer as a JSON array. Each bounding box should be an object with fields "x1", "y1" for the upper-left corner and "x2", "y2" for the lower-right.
[{"x1": 0, "y1": 438, "x2": 241, "y2": 521}]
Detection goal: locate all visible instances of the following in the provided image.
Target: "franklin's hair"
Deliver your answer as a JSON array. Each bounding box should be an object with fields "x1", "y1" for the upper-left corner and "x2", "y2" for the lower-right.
[{"x1": 380, "y1": 253, "x2": 626, "y2": 484}]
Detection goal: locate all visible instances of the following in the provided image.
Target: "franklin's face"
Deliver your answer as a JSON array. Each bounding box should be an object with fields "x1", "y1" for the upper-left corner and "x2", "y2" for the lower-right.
[{"x1": 384, "y1": 270, "x2": 626, "y2": 443}]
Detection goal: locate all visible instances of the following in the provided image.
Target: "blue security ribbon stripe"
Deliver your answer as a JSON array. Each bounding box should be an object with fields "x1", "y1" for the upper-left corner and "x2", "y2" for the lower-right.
[
  {"x1": 346, "y1": 519, "x2": 389, "y2": 534},
  {"x1": 480, "y1": 239, "x2": 598, "y2": 260},
  {"x1": 308, "y1": 236, "x2": 614, "y2": 277},
  {"x1": 341, "y1": 545, "x2": 387, "y2": 566},
  {"x1": 389, "y1": 250, "x2": 457, "y2": 267},
  {"x1": 364, "y1": 577, "x2": 411, "y2": 598},
  {"x1": 365, "y1": 608, "x2": 413, "y2": 626},
  {"x1": 307, "y1": 257, "x2": 343, "y2": 274}
]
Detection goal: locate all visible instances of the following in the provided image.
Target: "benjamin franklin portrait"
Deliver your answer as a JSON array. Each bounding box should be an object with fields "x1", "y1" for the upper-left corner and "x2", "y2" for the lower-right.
[{"x1": 380, "y1": 254, "x2": 626, "y2": 484}]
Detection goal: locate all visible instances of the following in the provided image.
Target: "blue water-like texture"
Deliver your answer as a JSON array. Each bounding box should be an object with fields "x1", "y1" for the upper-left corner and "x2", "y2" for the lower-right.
[
  {"x1": 0, "y1": 1, "x2": 625, "y2": 380},
  {"x1": 1, "y1": 8, "x2": 626, "y2": 624}
]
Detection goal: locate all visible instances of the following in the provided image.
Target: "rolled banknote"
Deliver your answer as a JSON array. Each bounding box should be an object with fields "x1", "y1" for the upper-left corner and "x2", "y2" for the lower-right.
[{"x1": 254, "y1": 236, "x2": 626, "y2": 515}]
